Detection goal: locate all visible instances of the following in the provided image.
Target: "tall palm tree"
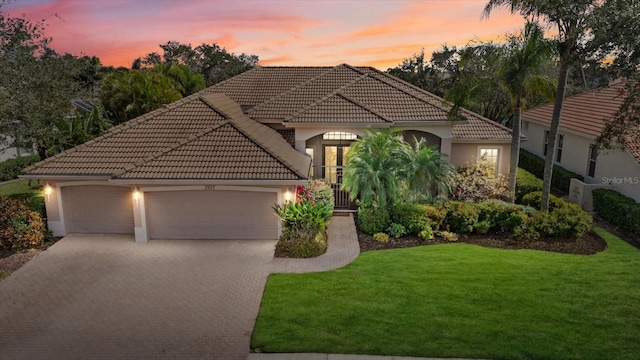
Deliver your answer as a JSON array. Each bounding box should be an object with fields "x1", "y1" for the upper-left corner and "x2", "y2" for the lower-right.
[{"x1": 500, "y1": 21, "x2": 556, "y2": 202}]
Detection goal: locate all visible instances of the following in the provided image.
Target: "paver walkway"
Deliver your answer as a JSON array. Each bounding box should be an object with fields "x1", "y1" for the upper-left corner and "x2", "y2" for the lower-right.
[{"x1": 270, "y1": 214, "x2": 360, "y2": 273}]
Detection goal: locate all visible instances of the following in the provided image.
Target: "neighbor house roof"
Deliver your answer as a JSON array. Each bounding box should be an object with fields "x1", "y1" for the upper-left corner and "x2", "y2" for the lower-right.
[
  {"x1": 523, "y1": 81, "x2": 627, "y2": 136},
  {"x1": 523, "y1": 81, "x2": 640, "y2": 163},
  {"x1": 22, "y1": 64, "x2": 512, "y2": 180}
]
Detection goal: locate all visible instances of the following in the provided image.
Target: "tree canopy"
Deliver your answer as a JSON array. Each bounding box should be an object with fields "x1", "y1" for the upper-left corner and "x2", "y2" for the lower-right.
[
  {"x1": 136, "y1": 41, "x2": 259, "y2": 86},
  {"x1": 0, "y1": 3, "x2": 100, "y2": 158}
]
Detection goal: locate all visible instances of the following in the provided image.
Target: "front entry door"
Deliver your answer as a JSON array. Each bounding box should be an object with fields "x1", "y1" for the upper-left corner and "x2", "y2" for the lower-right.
[{"x1": 324, "y1": 145, "x2": 354, "y2": 209}]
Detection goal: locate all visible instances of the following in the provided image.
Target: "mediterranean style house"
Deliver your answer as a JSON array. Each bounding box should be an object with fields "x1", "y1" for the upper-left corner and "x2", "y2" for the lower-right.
[
  {"x1": 522, "y1": 81, "x2": 640, "y2": 205},
  {"x1": 21, "y1": 64, "x2": 514, "y2": 242}
]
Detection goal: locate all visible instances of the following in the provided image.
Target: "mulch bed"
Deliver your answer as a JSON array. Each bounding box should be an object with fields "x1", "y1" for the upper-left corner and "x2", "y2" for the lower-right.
[
  {"x1": 358, "y1": 229, "x2": 608, "y2": 255},
  {"x1": 0, "y1": 239, "x2": 58, "y2": 278}
]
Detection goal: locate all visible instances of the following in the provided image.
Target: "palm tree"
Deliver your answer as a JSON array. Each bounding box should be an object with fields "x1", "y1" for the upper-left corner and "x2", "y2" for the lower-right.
[
  {"x1": 341, "y1": 130, "x2": 453, "y2": 207},
  {"x1": 341, "y1": 129, "x2": 409, "y2": 208},
  {"x1": 500, "y1": 21, "x2": 556, "y2": 202},
  {"x1": 403, "y1": 137, "x2": 454, "y2": 202}
]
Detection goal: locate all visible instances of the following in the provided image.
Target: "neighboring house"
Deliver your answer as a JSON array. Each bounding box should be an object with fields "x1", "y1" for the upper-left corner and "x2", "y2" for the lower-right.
[
  {"x1": 522, "y1": 81, "x2": 640, "y2": 203},
  {"x1": 0, "y1": 136, "x2": 35, "y2": 162},
  {"x1": 21, "y1": 64, "x2": 513, "y2": 242}
]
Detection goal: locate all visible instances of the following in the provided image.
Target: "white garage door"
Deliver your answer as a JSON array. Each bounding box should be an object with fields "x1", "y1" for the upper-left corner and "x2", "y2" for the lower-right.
[
  {"x1": 62, "y1": 185, "x2": 134, "y2": 234},
  {"x1": 146, "y1": 190, "x2": 279, "y2": 240}
]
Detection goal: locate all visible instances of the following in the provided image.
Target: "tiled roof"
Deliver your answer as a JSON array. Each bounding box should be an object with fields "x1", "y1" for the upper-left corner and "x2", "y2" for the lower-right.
[
  {"x1": 523, "y1": 81, "x2": 626, "y2": 136},
  {"x1": 206, "y1": 64, "x2": 511, "y2": 139},
  {"x1": 523, "y1": 81, "x2": 640, "y2": 163},
  {"x1": 452, "y1": 110, "x2": 514, "y2": 141},
  {"x1": 22, "y1": 64, "x2": 512, "y2": 180},
  {"x1": 22, "y1": 95, "x2": 309, "y2": 180}
]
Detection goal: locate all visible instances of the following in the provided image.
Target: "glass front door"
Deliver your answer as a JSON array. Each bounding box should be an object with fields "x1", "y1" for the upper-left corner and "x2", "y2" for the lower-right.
[{"x1": 323, "y1": 145, "x2": 349, "y2": 184}]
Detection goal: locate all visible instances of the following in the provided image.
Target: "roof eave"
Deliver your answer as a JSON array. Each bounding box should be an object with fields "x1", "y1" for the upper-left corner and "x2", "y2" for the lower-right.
[
  {"x1": 18, "y1": 174, "x2": 114, "y2": 180},
  {"x1": 109, "y1": 179, "x2": 308, "y2": 185},
  {"x1": 282, "y1": 122, "x2": 392, "y2": 128},
  {"x1": 452, "y1": 138, "x2": 513, "y2": 144}
]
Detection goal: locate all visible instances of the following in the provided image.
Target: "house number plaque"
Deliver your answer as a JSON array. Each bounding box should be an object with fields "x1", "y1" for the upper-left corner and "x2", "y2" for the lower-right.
[{"x1": 204, "y1": 185, "x2": 215, "y2": 190}]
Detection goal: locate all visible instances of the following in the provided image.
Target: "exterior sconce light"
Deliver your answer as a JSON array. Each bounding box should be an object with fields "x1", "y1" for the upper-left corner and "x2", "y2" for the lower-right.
[
  {"x1": 44, "y1": 184, "x2": 52, "y2": 200},
  {"x1": 133, "y1": 188, "x2": 141, "y2": 202},
  {"x1": 284, "y1": 189, "x2": 292, "y2": 203}
]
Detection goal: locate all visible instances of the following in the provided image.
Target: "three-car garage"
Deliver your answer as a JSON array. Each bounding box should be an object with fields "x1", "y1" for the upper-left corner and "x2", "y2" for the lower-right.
[{"x1": 58, "y1": 185, "x2": 281, "y2": 241}]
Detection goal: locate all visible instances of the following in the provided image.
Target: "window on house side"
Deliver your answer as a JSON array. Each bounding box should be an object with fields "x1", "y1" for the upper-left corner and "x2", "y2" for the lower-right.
[
  {"x1": 588, "y1": 145, "x2": 597, "y2": 178},
  {"x1": 543, "y1": 131, "x2": 549, "y2": 156},
  {"x1": 556, "y1": 134, "x2": 564, "y2": 163},
  {"x1": 479, "y1": 148, "x2": 499, "y2": 172}
]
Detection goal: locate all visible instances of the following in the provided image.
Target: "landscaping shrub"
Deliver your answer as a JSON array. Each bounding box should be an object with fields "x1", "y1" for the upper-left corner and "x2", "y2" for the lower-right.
[
  {"x1": 520, "y1": 191, "x2": 565, "y2": 211},
  {"x1": 389, "y1": 202, "x2": 430, "y2": 235},
  {"x1": 273, "y1": 182, "x2": 333, "y2": 258},
  {"x1": 476, "y1": 199, "x2": 528, "y2": 234},
  {"x1": 592, "y1": 188, "x2": 640, "y2": 234},
  {"x1": 518, "y1": 149, "x2": 583, "y2": 194},
  {"x1": 357, "y1": 206, "x2": 391, "y2": 235},
  {"x1": 297, "y1": 179, "x2": 334, "y2": 208},
  {"x1": 373, "y1": 232, "x2": 390, "y2": 243},
  {"x1": 515, "y1": 168, "x2": 543, "y2": 203},
  {"x1": 0, "y1": 155, "x2": 40, "y2": 181},
  {"x1": 521, "y1": 194, "x2": 593, "y2": 240},
  {"x1": 418, "y1": 225, "x2": 434, "y2": 240},
  {"x1": 0, "y1": 196, "x2": 46, "y2": 250},
  {"x1": 443, "y1": 201, "x2": 478, "y2": 234},
  {"x1": 387, "y1": 223, "x2": 407, "y2": 238},
  {"x1": 438, "y1": 230, "x2": 458, "y2": 242},
  {"x1": 275, "y1": 227, "x2": 327, "y2": 258},
  {"x1": 424, "y1": 204, "x2": 447, "y2": 230},
  {"x1": 451, "y1": 159, "x2": 508, "y2": 201}
]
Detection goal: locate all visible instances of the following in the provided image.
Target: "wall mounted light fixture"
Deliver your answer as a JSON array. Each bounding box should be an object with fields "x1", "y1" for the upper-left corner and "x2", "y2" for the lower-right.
[{"x1": 44, "y1": 184, "x2": 52, "y2": 201}]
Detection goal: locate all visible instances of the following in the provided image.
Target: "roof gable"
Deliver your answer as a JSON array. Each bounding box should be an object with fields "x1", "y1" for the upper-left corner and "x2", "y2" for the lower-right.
[{"x1": 23, "y1": 95, "x2": 310, "y2": 180}]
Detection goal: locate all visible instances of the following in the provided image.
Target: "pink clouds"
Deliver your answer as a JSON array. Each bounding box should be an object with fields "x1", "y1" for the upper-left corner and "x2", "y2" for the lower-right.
[{"x1": 3, "y1": 0, "x2": 528, "y2": 70}]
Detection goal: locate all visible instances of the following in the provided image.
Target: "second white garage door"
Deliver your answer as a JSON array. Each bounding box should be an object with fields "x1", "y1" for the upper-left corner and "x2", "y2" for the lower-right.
[{"x1": 146, "y1": 190, "x2": 279, "y2": 240}]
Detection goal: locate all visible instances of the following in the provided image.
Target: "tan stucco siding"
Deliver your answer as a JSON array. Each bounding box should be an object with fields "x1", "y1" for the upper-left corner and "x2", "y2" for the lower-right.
[{"x1": 450, "y1": 143, "x2": 511, "y2": 174}]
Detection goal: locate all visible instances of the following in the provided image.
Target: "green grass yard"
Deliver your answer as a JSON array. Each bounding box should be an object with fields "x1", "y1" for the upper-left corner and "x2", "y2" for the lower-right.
[
  {"x1": 0, "y1": 179, "x2": 42, "y2": 197},
  {"x1": 252, "y1": 227, "x2": 640, "y2": 359}
]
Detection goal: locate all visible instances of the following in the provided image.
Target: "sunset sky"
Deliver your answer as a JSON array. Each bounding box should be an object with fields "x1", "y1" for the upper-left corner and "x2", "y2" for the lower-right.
[{"x1": 4, "y1": 0, "x2": 528, "y2": 70}]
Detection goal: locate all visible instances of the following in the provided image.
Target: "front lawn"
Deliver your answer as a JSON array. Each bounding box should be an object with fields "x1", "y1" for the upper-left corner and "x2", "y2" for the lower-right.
[{"x1": 252, "y1": 227, "x2": 640, "y2": 359}]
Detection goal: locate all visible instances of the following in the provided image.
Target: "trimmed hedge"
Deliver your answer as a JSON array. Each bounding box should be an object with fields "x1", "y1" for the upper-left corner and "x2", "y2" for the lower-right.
[
  {"x1": 358, "y1": 206, "x2": 391, "y2": 235},
  {"x1": 0, "y1": 155, "x2": 40, "y2": 181},
  {"x1": 515, "y1": 168, "x2": 543, "y2": 203},
  {"x1": 519, "y1": 149, "x2": 583, "y2": 194},
  {"x1": 592, "y1": 188, "x2": 640, "y2": 234}
]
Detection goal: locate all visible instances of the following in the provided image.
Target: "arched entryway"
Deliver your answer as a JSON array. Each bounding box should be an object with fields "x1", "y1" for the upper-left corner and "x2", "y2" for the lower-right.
[
  {"x1": 402, "y1": 130, "x2": 441, "y2": 150},
  {"x1": 305, "y1": 131, "x2": 359, "y2": 209}
]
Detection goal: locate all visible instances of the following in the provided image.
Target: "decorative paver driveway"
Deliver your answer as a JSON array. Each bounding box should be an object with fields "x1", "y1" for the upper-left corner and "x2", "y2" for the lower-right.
[
  {"x1": 0, "y1": 215, "x2": 360, "y2": 360},
  {"x1": 0, "y1": 234, "x2": 277, "y2": 360}
]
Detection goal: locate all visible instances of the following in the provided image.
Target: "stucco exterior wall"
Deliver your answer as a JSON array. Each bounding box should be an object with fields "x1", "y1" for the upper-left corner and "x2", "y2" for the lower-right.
[
  {"x1": 594, "y1": 149, "x2": 640, "y2": 202},
  {"x1": 450, "y1": 142, "x2": 511, "y2": 174},
  {"x1": 522, "y1": 119, "x2": 640, "y2": 202}
]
